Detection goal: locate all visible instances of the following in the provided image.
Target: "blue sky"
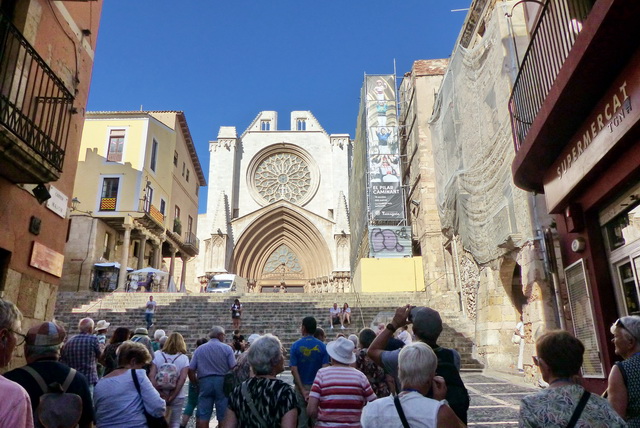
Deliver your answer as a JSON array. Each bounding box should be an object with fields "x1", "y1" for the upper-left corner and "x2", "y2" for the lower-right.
[{"x1": 87, "y1": 1, "x2": 471, "y2": 212}]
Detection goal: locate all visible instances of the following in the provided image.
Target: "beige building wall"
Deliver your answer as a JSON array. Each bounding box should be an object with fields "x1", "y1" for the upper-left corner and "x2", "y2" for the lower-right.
[{"x1": 415, "y1": 1, "x2": 560, "y2": 379}]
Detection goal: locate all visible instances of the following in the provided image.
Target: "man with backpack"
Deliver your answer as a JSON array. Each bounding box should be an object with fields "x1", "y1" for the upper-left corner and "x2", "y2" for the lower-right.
[
  {"x1": 4, "y1": 321, "x2": 94, "y2": 428},
  {"x1": 60, "y1": 318, "x2": 101, "y2": 394},
  {"x1": 368, "y1": 305, "x2": 470, "y2": 424}
]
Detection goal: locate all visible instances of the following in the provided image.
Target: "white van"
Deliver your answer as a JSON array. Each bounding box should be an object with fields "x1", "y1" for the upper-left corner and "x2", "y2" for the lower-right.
[{"x1": 206, "y1": 274, "x2": 247, "y2": 293}]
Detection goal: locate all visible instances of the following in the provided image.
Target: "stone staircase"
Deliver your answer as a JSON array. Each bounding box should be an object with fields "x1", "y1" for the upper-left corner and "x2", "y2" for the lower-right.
[{"x1": 54, "y1": 291, "x2": 483, "y2": 371}]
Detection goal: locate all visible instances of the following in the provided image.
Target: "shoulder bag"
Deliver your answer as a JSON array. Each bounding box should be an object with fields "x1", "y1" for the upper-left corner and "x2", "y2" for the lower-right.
[
  {"x1": 131, "y1": 369, "x2": 168, "y2": 428},
  {"x1": 393, "y1": 395, "x2": 411, "y2": 428},
  {"x1": 241, "y1": 381, "x2": 269, "y2": 426},
  {"x1": 566, "y1": 389, "x2": 591, "y2": 428}
]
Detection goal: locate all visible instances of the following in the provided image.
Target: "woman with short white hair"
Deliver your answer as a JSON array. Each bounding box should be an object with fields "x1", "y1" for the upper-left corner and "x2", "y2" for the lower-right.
[
  {"x1": 361, "y1": 342, "x2": 464, "y2": 427},
  {"x1": 224, "y1": 334, "x2": 297, "y2": 428},
  {"x1": 0, "y1": 300, "x2": 33, "y2": 427}
]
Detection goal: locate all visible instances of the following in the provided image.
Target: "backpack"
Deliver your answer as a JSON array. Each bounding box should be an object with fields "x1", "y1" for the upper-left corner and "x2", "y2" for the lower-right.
[
  {"x1": 432, "y1": 346, "x2": 470, "y2": 424},
  {"x1": 155, "y1": 352, "x2": 180, "y2": 389},
  {"x1": 20, "y1": 366, "x2": 83, "y2": 428}
]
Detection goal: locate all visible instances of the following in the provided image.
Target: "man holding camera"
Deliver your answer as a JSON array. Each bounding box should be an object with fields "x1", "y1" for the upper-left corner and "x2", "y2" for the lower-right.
[{"x1": 367, "y1": 305, "x2": 470, "y2": 424}]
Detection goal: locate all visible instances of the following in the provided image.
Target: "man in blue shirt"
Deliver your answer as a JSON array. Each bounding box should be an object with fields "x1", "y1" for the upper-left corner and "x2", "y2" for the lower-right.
[{"x1": 290, "y1": 316, "x2": 329, "y2": 428}]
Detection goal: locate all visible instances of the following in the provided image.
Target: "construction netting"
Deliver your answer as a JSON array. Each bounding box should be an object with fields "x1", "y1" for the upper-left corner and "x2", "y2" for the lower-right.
[{"x1": 429, "y1": 4, "x2": 529, "y2": 265}]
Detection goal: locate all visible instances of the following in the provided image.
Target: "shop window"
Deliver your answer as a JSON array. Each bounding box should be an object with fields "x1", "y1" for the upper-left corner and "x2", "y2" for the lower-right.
[{"x1": 564, "y1": 259, "x2": 605, "y2": 378}]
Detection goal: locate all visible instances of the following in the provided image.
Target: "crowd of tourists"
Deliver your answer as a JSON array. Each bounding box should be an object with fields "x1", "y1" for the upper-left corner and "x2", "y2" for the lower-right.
[{"x1": 1, "y1": 298, "x2": 639, "y2": 427}]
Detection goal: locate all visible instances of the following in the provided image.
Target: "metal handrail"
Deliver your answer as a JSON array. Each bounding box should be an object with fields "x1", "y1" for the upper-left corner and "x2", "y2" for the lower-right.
[
  {"x1": 0, "y1": 10, "x2": 74, "y2": 171},
  {"x1": 509, "y1": 0, "x2": 593, "y2": 151}
]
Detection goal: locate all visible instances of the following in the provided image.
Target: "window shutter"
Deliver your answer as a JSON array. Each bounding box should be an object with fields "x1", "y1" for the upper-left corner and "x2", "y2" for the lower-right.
[{"x1": 565, "y1": 259, "x2": 605, "y2": 378}]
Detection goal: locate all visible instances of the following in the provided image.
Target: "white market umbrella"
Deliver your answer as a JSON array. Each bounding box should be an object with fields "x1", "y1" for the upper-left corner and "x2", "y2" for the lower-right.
[
  {"x1": 94, "y1": 262, "x2": 134, "y2": 271},
  {"x1": 129, "y1": 267, "x2": 169, "y2": 276}
]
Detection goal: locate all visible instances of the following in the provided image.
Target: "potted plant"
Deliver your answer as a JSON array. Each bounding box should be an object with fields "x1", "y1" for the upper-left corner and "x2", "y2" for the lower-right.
[{"x1": 173, "y1": 217, "x2": 182, "y2": 234}]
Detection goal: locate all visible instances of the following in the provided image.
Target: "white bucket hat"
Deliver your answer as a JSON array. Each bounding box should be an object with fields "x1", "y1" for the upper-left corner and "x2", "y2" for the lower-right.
[
  {"x1": 327, "y1": 337, "x2": 356, "y2": 364},
  {"x1": 94, "y1": 320, "x2": 110, "y2": 332}
]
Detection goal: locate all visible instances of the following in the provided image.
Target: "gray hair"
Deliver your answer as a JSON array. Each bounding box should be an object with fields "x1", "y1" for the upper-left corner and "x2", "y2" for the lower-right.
[
  {"x1": 248, "y1": 334, "x2": 283, "y2": 375},
  {"x1": 78, "y1": 318, "x2": 94, "y2": 333},
  {"x1": 611, "y1": 316, "x2": 640, "y2": 342},
  {"x1": 348, "y1": 334, "x2": 359, "y2": 349},
  {"x1": 25, "y1": 344, "x2": 61, "y2": 359},
  {"x1": 154, "y1": 329, "x2": 166, "y2": 340},
  {"x1": 209, "y1": 325, "x2": 225, "y2": 339},
  {"x1": 0, "y1": 300, "x2": 22, "y2": 331},
  {"x1": 398, "y1": 342, "x2": 437, "y2": 389}
]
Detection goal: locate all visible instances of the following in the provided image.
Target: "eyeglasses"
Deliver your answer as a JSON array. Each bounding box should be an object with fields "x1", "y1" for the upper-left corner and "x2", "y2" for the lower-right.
[{"x1": 9, "y1": 329, "x2": 26, "y2": 346}]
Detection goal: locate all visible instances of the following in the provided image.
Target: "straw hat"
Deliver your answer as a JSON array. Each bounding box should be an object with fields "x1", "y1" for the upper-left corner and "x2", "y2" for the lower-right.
[{"x1": 326, "y1": 337, "x2": 356, "y2": 364}]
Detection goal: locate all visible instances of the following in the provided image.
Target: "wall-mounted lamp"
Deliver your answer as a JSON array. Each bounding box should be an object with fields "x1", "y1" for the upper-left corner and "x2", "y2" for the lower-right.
[
  {"x1": 70, "y1": 197, "x2": 93, "y2": 215},
  {"x1": 32, "y1": 183, "x2": 51, "y2": 204}
]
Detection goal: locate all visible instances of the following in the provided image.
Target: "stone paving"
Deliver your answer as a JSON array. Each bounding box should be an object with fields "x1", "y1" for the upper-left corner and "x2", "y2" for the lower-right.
[{"x1": 186, "y1": 371, "x2": 537, "y2": 427}]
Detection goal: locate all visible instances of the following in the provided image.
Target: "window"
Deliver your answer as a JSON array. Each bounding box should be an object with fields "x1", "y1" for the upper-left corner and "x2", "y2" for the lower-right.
[
  {"x1": 133, "y1": 241, "x2": 140, "y2": 258},
  {"x1": 175, "y1": 205, "x2": 181, "y2": 220},
  {"x1": 144, "y1": 185, "x2": 153, "y2": 213},
  {"x1": 182, "y1": 162, "x2": 186, "y2": 177},
  {"x1": 196, "y1": 185, "x2": 199, "y2": 196},
  {"x1": 173, "y1": 151, "x2": 178, "y2": 167},
  {"x1": 103, "y1": 233, "x2": 111, "y2": 259},
  {"x1": 160, "y1": 199, "x2": 166, "y2": 215},
  {"x1": 100, "y1": 178, "x2": 119, "y2": 211},
  {"x1": 186, "y1": 169, "x2": 190, "y2": 182},
  {"x1": 107, "y1": 130, "x2": 125, "y2": 162},
  {"x1": 296, "y1": 119, "x2": 306, "y2": 131},
  {"x1": 187, "y1": 215, "x2": 193, "y2": 235},
  {"x1": 150, "y1": 139, "x2": 159, "y2": 172},
  {"x1": 260, "y1": 120, "x2": 270, "y2": 131}
]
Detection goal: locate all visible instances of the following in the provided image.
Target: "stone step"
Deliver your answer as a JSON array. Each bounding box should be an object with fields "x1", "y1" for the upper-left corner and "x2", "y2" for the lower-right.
[{"x1": 54, "y1": 291, "x2": 483, "y2": 371}]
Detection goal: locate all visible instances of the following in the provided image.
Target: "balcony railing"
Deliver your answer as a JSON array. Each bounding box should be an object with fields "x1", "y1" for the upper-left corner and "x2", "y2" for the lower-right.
[
  {"x1": 509, "y1": 0, "x2": 593, "y2": 151},
  {"x1": 0, "y1": 11, "x2": 74, "y2": 174},
  {"x1": 184, "y1": 232, "x2": 199, "y2": 253}
]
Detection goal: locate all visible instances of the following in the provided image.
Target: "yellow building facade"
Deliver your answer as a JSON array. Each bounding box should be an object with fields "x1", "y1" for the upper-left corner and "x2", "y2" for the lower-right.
[{"x1": 61, "y1": 111, "x2": 205, "y2": 292}]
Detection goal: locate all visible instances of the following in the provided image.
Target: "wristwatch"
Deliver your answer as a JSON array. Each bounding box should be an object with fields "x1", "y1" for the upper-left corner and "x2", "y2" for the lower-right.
[{"x1": 386, "y1": 323, "x2": 397, "y2": 333}]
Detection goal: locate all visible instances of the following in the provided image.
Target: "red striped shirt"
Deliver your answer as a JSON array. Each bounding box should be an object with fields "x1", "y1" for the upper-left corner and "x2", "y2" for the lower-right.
[{"x1": 310, "y1": 366, "x2": 376, "y2": 427}]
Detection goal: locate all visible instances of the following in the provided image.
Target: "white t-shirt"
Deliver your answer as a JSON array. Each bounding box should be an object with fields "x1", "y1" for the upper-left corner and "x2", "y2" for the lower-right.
[
  {"x1": 145, "y1": 300, "x2": 157, "y2": 314},
  {"x1": 330, "y1": 307, "x2": 340, "y2": 317},
  {"x1": 152, "y1": 351, "x2": 190, "y2": 398},
  {"x1": 342, "y1": 307, "x2": 351, "y2": 314},
  {"x1": 397, "y1": 329, "x2": 413, "y2": 345},
  {"x1": 361, "y1": 391, "x2": 445, "y2": 428}
]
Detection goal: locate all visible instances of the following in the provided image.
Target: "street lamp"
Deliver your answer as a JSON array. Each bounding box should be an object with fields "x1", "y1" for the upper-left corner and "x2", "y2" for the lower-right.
[{"x1": 70, "y1": 197, "x2": 93, "y2": 215}]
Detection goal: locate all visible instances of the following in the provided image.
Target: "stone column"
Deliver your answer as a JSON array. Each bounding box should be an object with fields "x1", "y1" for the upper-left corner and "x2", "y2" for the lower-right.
[
  {"x1": 117, "y1": 219, "x2": 133, "y2": 291},
  {"x1": 169, "y1": 247, "x2": 177, "y2": 291},
  {"x1": 180, "y1": 256, "x2": 187, "y2": 293},
  {"x1": 138, "y1": 237, "x2": 147, "y2": 268}
]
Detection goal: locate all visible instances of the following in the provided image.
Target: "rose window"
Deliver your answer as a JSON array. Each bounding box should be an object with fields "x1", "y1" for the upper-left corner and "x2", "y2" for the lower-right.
[{"x1": 254, "y1": 153, "x2": 311, "y2": 203}]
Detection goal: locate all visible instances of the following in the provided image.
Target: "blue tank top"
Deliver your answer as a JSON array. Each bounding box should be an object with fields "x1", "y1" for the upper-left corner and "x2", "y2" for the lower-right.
[{"x1": 617, "y1": 353, "x2": 640, "y2": 427}]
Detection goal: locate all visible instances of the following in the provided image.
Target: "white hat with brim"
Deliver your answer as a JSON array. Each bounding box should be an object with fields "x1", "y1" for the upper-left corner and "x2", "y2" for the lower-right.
[
  {"x1": 327, "y1": 337, "x2": 356, "y2": 365},
  {"x1": 94, "y1": 320, "x2": 110, "y2": 332}
]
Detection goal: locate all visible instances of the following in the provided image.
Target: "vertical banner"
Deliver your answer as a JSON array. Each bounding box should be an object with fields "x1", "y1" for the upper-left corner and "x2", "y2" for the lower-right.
[{"x1": 365, "y1": 75, "x2": 404, "y2": 220}]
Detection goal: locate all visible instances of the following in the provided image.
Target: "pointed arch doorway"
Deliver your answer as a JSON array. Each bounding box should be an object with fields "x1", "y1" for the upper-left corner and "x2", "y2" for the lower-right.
[{"x1": 232, "y1": 203, "x2": 333, "y2": 292}]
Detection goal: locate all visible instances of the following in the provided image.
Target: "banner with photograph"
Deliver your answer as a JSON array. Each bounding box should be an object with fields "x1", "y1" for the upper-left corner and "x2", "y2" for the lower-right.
[{"x1": 365, "y1": 75, "x2": 404, "y2": 220}]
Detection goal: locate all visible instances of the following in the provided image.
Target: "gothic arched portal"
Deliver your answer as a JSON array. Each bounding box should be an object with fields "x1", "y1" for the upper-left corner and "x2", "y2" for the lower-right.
[{"x1": 232, "y1": 203, "x2": 333, "y2": 292}]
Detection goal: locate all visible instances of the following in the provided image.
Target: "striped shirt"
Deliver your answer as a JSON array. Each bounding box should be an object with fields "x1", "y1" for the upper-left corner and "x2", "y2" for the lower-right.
[{"x1": 310, "y1": 365, "x2": 376, "y2": 427}]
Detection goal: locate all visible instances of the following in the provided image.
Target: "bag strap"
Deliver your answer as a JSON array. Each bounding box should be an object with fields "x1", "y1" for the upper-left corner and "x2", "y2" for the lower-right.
[
  {"x1": 241, "y1": 382, "x2": 269, "y2": 427},
  {"x1": 20, "y1": 366, "x2": 76, "y2": 393},
  {"x1": 393, "y1": 395, "x2": 411, "y2": 428},
  {"x1": 131, "y1": 369, "x2": 142, "y2": 395},
  {"x1": 20, "y1": 366, "x2": 48, "y2": 394},
  {"x1": 566, "y1": 389, "x2": 591, "y2": 428}
]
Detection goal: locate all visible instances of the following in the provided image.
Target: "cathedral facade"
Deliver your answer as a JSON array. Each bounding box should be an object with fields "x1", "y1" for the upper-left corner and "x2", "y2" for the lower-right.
[{"x1": 192, "y1": 111, "x2": 352, "y2": 293}]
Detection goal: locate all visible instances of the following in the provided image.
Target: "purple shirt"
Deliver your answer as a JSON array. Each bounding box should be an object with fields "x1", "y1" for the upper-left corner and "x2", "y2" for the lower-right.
[
  {"x1": 189, "y1": 338, "x2": 236, "y2": 377},
  {"x1": 60, "y1": 332, "x2": 101, "y2": 385}
]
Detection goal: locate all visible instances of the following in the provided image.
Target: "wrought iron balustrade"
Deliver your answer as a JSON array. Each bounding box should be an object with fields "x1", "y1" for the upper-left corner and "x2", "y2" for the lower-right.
[
  {"x1": 0, "y1": 11, "x2": 74, "y2": 172},
  {"x1": 184, "y1": 232, "x2": 199, "y2": 252},
  {"x1": 509, "y1": 0, "x2": 593, "y2": 151}
]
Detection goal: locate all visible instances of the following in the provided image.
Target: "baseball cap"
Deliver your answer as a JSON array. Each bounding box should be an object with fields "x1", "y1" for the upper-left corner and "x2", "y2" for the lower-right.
[{"x1": 411, "y1": 307, "x2": 443, "y2": 342}]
